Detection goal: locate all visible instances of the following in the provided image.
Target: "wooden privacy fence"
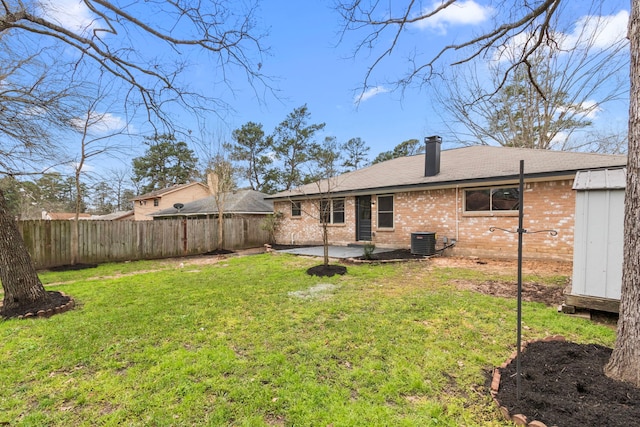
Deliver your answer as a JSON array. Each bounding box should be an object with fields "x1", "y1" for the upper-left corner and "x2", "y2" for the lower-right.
[{"x1": 17, "y1": 217, "x2": 270, "y2": 269}]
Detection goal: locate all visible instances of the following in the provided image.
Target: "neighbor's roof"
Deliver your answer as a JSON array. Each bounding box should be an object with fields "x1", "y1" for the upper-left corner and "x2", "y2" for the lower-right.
[
  {"x1": 150, "y1": 189, "x2": 273, "y2": 217},
  {"x1": 87, "y1": 210, "x2": 135, "y2": 220},
  {"x1": 44, "y1": 212, "x2": 92, "y2": 220},
  {"x1": 268, "y1": 146, "x2": 627, "y2": 199},
  {"x1": 573, "y1": 167, "x2": 627, "y2": 190},
  {"x1": 131, "y1": 182, "x2": 208, "y2": 201}
]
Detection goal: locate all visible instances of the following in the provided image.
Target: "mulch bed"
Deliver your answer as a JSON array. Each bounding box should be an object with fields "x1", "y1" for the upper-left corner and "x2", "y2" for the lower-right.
[
  {"x1": 306, "y1": 264, "x2": 347, "y2": 277},
  {"x1": 202, "y1": 249, "x2": 235, "y2": 256},
  {"x1": 493, "y1": 340, "x2": 640, "y2": 427},
  {"x1": 48, "y1": 263, "x2": 98, "y2": 272},
  {"x1": 355, "y1": 249, "x2": 427, "y2": 261},
  {"x1": 1, "y1": 290, "x2": 72, "y2": 319}
]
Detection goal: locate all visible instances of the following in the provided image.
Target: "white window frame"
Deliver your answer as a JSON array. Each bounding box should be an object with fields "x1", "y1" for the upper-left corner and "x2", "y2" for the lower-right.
[
  {"x1": 377, "y1": 194, "x2": 394, "y2": 229},
  {"x1": 319, "y1": 198, "x2": 345, "y2": 224}
]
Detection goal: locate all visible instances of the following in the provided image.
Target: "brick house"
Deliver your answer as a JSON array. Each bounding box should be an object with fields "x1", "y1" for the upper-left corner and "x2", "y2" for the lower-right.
[
  {"x1": 131, "y1": 182, "x2": 210, "y2": 221},
  {"x1": 266, "y1": 139, "x2": 627, "y2": 261}
]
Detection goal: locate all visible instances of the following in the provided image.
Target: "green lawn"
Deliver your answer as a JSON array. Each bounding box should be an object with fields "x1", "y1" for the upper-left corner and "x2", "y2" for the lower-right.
[{"x1": 0, "y1": 254, "x2": 615, "y2": 426}]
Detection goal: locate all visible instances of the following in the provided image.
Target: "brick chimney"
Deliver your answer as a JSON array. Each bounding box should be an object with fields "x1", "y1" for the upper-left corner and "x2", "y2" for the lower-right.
[{"x1": 424, "y1": 136, "x2": 442, "y2": 177}]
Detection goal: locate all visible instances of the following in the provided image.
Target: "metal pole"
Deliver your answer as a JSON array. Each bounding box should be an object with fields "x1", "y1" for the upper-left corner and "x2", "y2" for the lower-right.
[{"x1": 516, "y1": 160, "x2": 524, "y2": 400}]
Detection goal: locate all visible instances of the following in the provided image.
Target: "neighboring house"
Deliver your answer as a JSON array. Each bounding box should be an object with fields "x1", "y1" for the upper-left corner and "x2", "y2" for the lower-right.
[
  {"x1": 566, "y1": 167, "x2": 626, "y2": 313},
  {"x1": 88, "y1": 210, "x2": 135, "y2": 221},
  {"x1": 131, "y1": 182, "x2": 210, "y2": 220},
  {"x1": 266, "y1": 138, "x2": 627, "y2": 261},
  {"x1": 149, "y1": 189, "x2": 273, "y2": 219},
  {"x1": 42, "y1": 211, "x2": 92, "y2": 220}
]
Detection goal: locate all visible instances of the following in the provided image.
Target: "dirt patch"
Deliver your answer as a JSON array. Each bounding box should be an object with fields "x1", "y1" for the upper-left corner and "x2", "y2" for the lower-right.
[
  {"x1": 493, "y1": 340, "x2": 640, "y2": 427},
  {"x1": 429, "y1": 256, "x2": 573, "y2": 276},
  {"x1": 288, "y1": 283, "x2": 340, "y2": 299},
  {"x1": 452, "y1": 279, "x2": 564, "y2": 306}
]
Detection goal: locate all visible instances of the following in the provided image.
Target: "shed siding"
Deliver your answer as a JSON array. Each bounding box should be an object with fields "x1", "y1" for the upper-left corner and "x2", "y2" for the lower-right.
[{"x1": 572, "y1": 189, "x2": 624, "y2": 299}]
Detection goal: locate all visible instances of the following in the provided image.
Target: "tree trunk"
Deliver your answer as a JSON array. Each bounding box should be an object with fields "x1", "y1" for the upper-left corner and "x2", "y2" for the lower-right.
[
  {"x1": 604, "y1": 0, "x2": 640, "y2": 387},
  {"x1": 0, "y1": 189, "x2": 50, "y2": 316},
  {"x1": 322, "y1": 223, "x2": 329, "y2": 267}
]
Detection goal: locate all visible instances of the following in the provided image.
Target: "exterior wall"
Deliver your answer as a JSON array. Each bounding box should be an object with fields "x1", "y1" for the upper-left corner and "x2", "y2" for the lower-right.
[
  {"x1": 274, "y1": 178, "x2": 576, "y2": 261},
  {"x1": 274, "y1": 198, "x2": 357, "y2": 246},
  {"x1": 572, "y1": 189, "x2": 624, "y2": 299},
  {"x1": 133, "y1": 185, "x2": 210, "y2": 220}
]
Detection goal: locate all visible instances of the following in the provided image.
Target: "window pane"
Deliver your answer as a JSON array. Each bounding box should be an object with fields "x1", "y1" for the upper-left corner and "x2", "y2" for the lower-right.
[
  {"x1": 378, "y1": 196, "x2": 393, "y2": 211},
  {"x1": 332, "y1": 199, "x2": 345, "y2": 223},
  {"x1": 465, "y1": 189, "x2": 490, "y2": 211},
  {"x1": 291, "y1": 201, "x2": 301, "y2": 216},
  {"x1": 378, "y1": 212, "x2": 393, "y2": 228},
  {"x1": 492, "y1": 188, "x2": 519, "y2": 210},
  {"x1": 320, "y1": 200, "x2": 330, "y2": 223}
]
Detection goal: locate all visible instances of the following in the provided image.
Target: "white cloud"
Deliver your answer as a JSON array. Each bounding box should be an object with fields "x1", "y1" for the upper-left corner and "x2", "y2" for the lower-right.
[
  {"x1": 39, "y1": 0, "x2": 98, "y2": 35},
  {"x1": 71, "y1": 112, "x2": 127, "y2": 134},
  {"x1": 414, "y1": 1, "x2": 493, "y2": 33},
  {"x1": 563, "y1": 10, "x2": 629, "y2": 50},
  {"x1": 558, "y1": 100, "x2": 602, "y2": 120},
  {"x1": 354, "y1": 86, "x2": 389, "y2": 104},
  {"x1": 495, "y1": 9, "x2": 629, "y2": 62},
  {"x1": 549, "y1": 131, "x2": 569, "y2": 148},
  {"x1": 577, "y1": 100, "x2": 601, "y2": 119}
]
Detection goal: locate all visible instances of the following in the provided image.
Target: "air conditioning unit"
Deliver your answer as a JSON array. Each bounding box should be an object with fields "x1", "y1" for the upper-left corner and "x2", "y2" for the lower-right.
[{"x1": 411, "y1": 232, "x2": 436, "y2": 256}]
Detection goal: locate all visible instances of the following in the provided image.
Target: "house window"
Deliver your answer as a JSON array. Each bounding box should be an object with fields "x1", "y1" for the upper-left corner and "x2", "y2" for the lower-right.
[
  {"x1": 319, "y1": 199, "x2": 345, "y2": 224},
  {"x1": 465, "y1": 187, "x2": 519, "y2": 212},
  {"x1": 377, "y1": 195, "x2": 394, "y2": 228},
  {"x1": 291, "y1": 201, "x2": 302, "y2": 217},
  {"x1": 153, "y1": 198, "x2": 159, "y2": 207}
]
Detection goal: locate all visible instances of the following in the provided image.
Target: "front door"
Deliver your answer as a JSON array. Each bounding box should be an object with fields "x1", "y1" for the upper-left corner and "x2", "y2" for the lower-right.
[{"x1": 356, "y1": 195, "x2": 372, "y2": 241}]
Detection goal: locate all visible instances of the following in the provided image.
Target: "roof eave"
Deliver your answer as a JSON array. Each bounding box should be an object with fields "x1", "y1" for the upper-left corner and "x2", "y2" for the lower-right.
[{"x1": 267, "y1": 170, "x2": 589, "y2": 200}]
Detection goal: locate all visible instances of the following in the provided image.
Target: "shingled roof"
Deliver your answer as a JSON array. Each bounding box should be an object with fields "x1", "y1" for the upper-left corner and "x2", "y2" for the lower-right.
[
  {"x1": 150, "y1": 189, "x2": 273, "y2": 217},
  {"x1": 130, "y1": 182, "x2": 208, "y2": 201},
  {"x1": 268, "y1": 146, "x2": 627, "y2": 200}
]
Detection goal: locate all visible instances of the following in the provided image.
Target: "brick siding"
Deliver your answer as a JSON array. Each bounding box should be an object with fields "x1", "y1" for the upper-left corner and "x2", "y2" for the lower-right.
[{"x1": 273, "y1": 178, "x2": 575, "y2": 261}]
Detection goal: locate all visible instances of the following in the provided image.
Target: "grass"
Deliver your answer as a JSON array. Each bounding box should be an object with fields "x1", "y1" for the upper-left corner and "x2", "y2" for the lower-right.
[{"x1": 0, "y1": 254, "x2": 615, "y2": 426}]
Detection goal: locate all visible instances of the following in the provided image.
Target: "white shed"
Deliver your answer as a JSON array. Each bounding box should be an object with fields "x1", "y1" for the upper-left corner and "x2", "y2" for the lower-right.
[{"x1": 566, "y1": 167, "x2": 626, "y2": 313}]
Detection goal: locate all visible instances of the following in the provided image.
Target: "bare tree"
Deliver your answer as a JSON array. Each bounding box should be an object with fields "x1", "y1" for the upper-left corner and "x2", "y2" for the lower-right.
[
  {"x1": 68, "y1": 79, "x2": 130, "y2": 264},
  {"x1": 0, "y1": 41, "x2": 79, "y2": 175},
  {"x1": 435, "y1": 17, "x2": 628, "y2": 150},
  {"x1": 309, "y1": 136, "x2": 344, "y2": 268},
  {"x1": 102, "y1": 166, "x2": 136, "y2": 212},
  {"x1": 206, "y1": 148, "x2": 237, "y2": 251},
  {"x1": 0, "y1": 1, "x2": 268, "y2": 318},
  {"x1": 337, "y1": 0, "x2": 640, "y2": 386}
]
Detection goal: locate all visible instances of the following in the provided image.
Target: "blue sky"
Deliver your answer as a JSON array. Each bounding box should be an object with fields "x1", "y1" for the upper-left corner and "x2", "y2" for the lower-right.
[{"x1": 39, "y1": 0, "x2": 631, "y2": 176}]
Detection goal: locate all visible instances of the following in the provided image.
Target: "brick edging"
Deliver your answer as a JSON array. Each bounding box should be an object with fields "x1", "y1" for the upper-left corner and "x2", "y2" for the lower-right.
[
  {"x1": 491, "y1": 335, "x2": 566, "y2": 427},
  {"x1": 17, "y1": 292, "x2": 76, "y2": 319}
]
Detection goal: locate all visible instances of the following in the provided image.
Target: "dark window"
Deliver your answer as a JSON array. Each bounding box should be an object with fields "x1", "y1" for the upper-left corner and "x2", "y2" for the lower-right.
[
  {"x1": 377, "y1": 195, "x2": 394, "y2": 228},
  {"x1": 320, "y1": 200, "x2": 330, "y2": 223},
  {"x1": 319, "y1": 199, "x2": 345, "y2": 224},
  {"x1": 291, "y1": 201, "x2": 302, "y2": 217},
  {"x1": 153, "y1": 198, "x2": 159, "y2": 207},
  {"x1": 333, "y1": 199, "x2": 345, "y2": 224},
  {"x1": 465, "y1": 187, "x2": 519, "y2": 212}
]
